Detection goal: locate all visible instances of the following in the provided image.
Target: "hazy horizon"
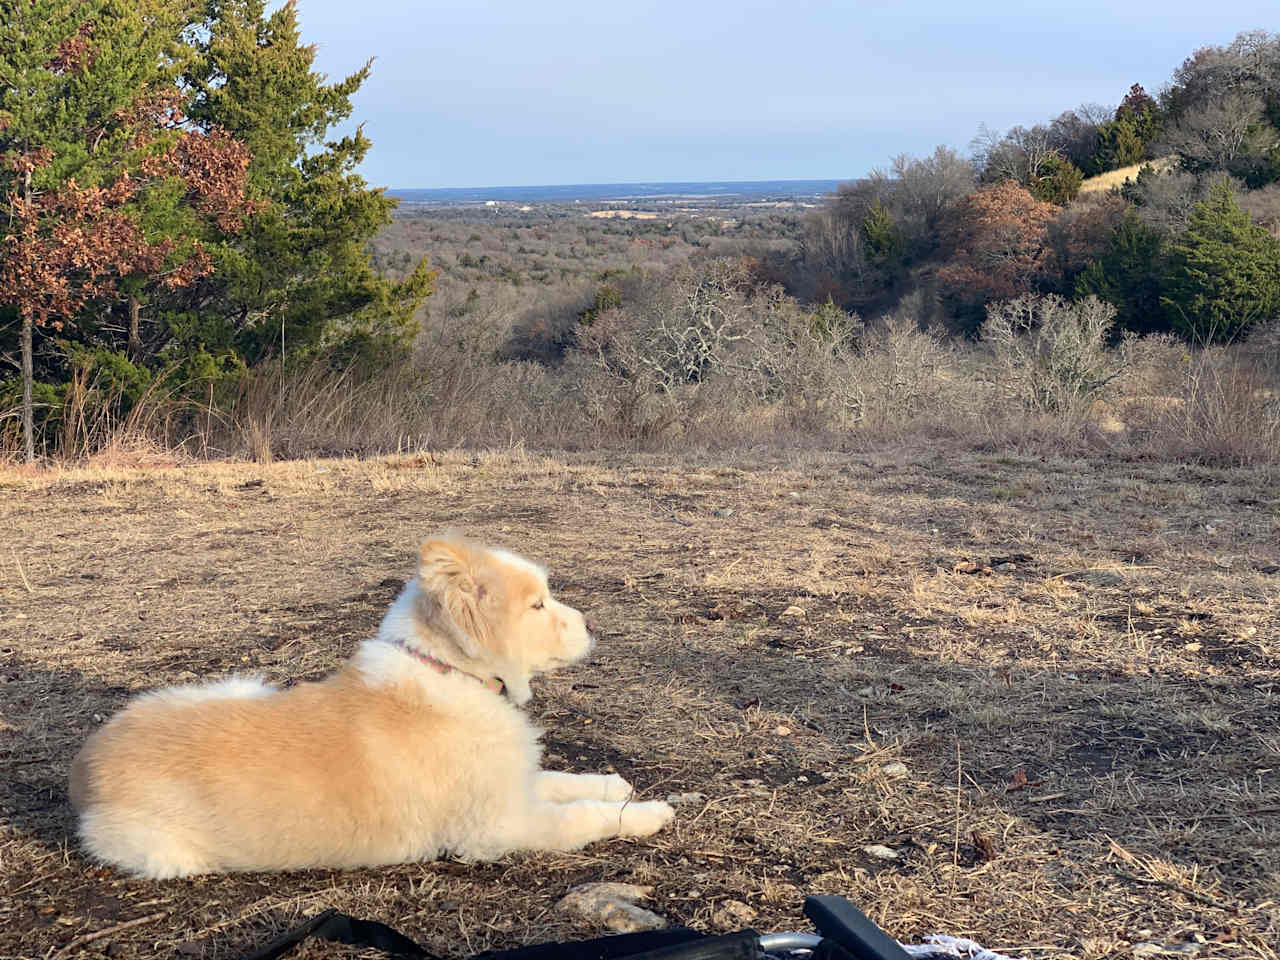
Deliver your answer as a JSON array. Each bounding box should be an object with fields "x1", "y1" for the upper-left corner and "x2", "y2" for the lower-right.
[
  {"x1": 386, "y1": 176, "x2": 845, "y2": 195},
  {"x1": 296, "y1": 0, "x2": 1278, "y2": 190}
]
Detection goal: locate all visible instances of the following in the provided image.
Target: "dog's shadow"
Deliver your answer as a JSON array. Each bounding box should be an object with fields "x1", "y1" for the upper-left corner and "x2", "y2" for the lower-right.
[{"x1": 2, "y1": 653, "x2": 132, "y2": 855}]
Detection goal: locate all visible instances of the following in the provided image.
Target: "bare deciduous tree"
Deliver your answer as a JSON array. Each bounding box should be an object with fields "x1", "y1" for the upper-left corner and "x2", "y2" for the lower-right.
[
  {"x1": 1161, "y1": 92, "x2": 1277, "y2": 174},
  {"x1": 890, "y1": 146, "x2": 975, "y2": 234},
  {"x1": 971, "y1": 123, "x2": 1060, "y2": 186}
]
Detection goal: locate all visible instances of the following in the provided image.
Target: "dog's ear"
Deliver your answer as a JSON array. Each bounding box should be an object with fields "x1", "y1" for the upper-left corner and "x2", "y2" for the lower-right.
[
  {"x1": 418, "y1": 538, "x2": 474, "y2": 591},
  {"x1": 417, "y1": 538, "x2": 490, "y2": 661}
]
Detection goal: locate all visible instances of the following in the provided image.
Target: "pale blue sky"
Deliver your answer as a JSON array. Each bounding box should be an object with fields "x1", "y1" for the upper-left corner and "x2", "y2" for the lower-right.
[{"x1": 295, "y1": 0, "x2": 1276, "y2": 189}]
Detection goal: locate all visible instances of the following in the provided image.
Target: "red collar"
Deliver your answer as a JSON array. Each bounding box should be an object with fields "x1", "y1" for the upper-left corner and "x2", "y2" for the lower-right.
[{"x1": 386, "y1": 637, "x2": 505, "y2": 695}]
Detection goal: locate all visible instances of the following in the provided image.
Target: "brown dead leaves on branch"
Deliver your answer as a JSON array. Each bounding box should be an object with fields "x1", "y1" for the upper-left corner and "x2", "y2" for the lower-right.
[
  {"x1": 0, "y1": 92, "x2": 258, "y2": 329},
  {"x1": 47, "y1": 21, "x2": 96, "y2": 75},
  {"x1": 937, "y1": 181, "x2": 1059, "y2": 305},
  {"x1": 155, "y1": 127, "x2": 258, "y2": 232}
]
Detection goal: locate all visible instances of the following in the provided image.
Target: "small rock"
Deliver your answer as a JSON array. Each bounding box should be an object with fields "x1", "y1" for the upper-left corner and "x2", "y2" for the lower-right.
[
  {"x1": 780, "y1": 605, "x2": 806, "y2": 619},
  {"x1": 557, "y1": 883, "x2": 667, "y2": 934},
  {"x1": 880, "y1": 761, "x2": 908, "y2": 778},
  {"x1": 711, "y1": 900, "x2": 758, "y2": 930},
  {"x1": 665, "y1": 792, "x2": 707, "y2": 807},
  {"x1": 1133, "y1": 943, "x2": 1200, "y2": 957},
  {"x1": 863, "y1": 844, "x2": 899, "y2": 860}
]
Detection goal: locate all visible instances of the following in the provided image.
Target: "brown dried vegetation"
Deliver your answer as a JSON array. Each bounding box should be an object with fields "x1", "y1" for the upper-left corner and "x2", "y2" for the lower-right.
[{"x1": 1, "y1": 451, "x2": 1276, "y2": 958}]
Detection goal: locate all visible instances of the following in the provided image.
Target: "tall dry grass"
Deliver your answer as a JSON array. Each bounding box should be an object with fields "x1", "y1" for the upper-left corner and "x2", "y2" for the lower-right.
[
  {"x1": 1134, "y1": 348, "x2": 1280, "y2": 468},
  {"x1": 4, "y1": 289, "x2": 1278, "y2": 468},
  {"x1": 1077, "y1": 156, "x2": 1177, "y2": 195}
]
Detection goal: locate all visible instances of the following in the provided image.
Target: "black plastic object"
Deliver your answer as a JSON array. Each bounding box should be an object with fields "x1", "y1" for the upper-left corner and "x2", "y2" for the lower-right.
[
  {"x1": 239, "y1": 908, "x2": 438, "y2": 960},
  {"x1": 802, "y1": 896, "x2": 914, "y2": 960},
  {"x1": 478, "y1": 928, "x2": 715, "y2": 960},
  {"x1": 240, "y1": 913, "x2": 734, "y2": 960},
  {"x1": 607, "y1": 930, "x2": 761, "y2": 960}
]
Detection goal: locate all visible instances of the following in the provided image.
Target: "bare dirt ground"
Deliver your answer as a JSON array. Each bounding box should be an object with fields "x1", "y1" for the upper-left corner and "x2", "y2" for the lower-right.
[{"x1": 1, "y1": 449, "x2": 1277, "y2": 960}]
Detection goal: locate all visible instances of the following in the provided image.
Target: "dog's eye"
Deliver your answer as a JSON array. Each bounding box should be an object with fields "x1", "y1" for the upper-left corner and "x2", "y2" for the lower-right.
[{"x1": 532, "y1": 600, "x2": 545, "y2": 610}]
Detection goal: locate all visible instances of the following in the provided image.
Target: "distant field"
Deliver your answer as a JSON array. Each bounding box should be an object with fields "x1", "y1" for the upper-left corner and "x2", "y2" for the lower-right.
[
  {"x1": 1078, "y1": 157, "x2": 1176, "y2": 195},
  {"x1": 2, "y1": 450, "x2": 1277, "y2": 958},
  {"x1": 588, "y1": 209, "x2": 660, "y2": 219},
  {"x1": 389, "y1": 179, "x2": 842, "y2": 207}
]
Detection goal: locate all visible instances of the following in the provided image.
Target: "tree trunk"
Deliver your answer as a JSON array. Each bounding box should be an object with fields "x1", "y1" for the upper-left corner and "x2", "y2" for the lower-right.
[
  {"x1": 20, "y1": 168, "x2": 36, "y2": 463},
  {"x1": 127, "y1": 295, "x2": 141, "y2": 361},
  {"x1": 21, "y1": 312, "x2": 34, "y2": 464}
]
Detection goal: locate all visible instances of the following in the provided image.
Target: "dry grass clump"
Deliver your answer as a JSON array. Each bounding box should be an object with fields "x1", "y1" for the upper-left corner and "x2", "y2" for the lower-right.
[{"x1": 1133, "y1": 347, "x2": 1280, "y2": 469}]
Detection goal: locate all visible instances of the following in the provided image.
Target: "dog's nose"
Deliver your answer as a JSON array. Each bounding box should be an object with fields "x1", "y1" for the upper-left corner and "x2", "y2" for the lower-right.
[{"x1": 585, "y1": 615, "x2": 600, "y2": 637}]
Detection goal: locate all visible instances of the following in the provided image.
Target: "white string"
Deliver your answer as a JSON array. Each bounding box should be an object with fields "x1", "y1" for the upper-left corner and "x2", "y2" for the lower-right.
[{"x1": 898, "y1": 934, "x2": 1027, "y2": 960}]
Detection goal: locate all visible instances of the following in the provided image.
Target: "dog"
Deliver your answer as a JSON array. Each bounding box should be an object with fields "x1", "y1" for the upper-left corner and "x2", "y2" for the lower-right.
[{"x1": 69, "y1": 536, "x2": 674, "y2": 878}]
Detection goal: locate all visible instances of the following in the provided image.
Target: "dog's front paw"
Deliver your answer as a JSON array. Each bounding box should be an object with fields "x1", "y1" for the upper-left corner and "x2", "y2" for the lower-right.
[
  {"x1": 618, "y1": 800, "x2": 675, "y2": 838},
  {"x1": 601, "y1": 774, "x2": 634, "y2": 802}
]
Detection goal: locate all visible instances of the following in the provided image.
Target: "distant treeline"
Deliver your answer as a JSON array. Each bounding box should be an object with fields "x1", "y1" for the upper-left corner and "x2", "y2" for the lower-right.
[{"x1": 773, "y1": 30, "x2": 1280, "y2": 341}]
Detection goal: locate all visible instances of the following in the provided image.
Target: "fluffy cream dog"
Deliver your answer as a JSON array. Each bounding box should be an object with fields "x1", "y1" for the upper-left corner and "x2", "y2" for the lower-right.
[{"x1": 70, "y1": 536, "x2": 674, "y2": 878}]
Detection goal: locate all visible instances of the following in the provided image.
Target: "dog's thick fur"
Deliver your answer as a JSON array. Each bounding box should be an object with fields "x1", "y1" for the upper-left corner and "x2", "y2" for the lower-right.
[{"x1": 69, "y1": 536, "x2": 674, "y2": 878}]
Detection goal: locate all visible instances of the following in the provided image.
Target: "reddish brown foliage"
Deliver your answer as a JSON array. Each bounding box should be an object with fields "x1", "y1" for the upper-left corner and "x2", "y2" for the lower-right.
[
  {"x1": 6, "y1": 147, "x2": 54, "y2": 175},
  {"x1": 0, "y1": 85, "x2": 257, "y2": 329},
  {"x1": 155, "y1": 128, "x2": 259, "y2": 231},
  {"x1": 48, "y1": 21, "x2": 95, "y2": 75},
  {"x1": 1, "y1": 175, "x2": 205, "y2": 330},
  {"x1": 1117, "y1": 83, "x2": 1158, "y2": 122},
  {"x1": 116, "y1": 85, "x2": 186, "y2": 132},
  {"x1": 937, "y1": 181, "x2": 1058, "y2": 305}
]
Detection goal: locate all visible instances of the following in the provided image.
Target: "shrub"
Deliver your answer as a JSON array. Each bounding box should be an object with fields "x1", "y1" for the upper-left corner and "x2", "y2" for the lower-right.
[
  {"x1": 1141, "y1": 347, "x2": 1280, "y2": 467},
  {"x1": 843, "y1": 293, "x2": 952, "y2": 430},
  {"x1": 1030, "y1": 154, "x2": 1085, "y2": 204},
  {"x1": 982, "y1": 294, "x2": 1127, "y2": 420}
]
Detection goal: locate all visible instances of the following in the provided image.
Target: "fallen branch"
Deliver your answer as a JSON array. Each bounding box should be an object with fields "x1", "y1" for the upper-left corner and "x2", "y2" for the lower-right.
[
  {"x1": 51, "y1": 912, "x2": 168, "y2": 958},
  {"x1": 1112, "y1": 870, "x2": 1233, "y2": 912}
]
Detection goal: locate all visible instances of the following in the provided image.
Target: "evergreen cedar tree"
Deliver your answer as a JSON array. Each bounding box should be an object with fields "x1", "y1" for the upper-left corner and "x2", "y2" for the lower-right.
[{"x1": 1161, "y1": 181, "x2": 1280, "y2": 341}]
